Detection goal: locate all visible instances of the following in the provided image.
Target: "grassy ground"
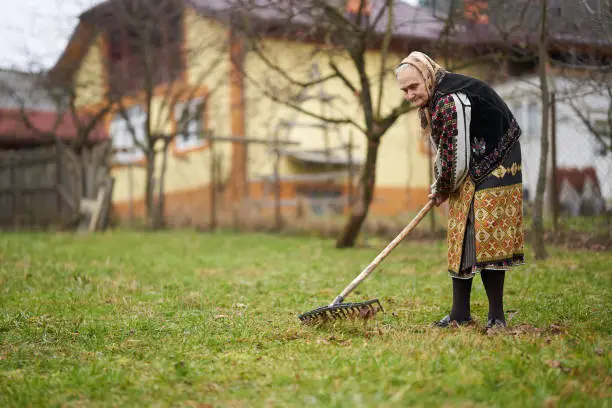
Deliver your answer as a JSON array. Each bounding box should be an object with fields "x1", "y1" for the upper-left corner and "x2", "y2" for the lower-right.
[{"x1": 0, "y1": 230, "x2": 610, "y2": 407}]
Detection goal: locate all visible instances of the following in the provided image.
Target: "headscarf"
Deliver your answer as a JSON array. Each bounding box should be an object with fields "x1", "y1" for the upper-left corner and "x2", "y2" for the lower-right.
[{"x1": 397, "y1": 51, "x2": 445, "y2": 145}]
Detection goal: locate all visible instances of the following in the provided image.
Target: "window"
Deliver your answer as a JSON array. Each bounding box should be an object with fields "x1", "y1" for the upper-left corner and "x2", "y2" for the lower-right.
[
  {"x1": 108, "y1": 29, "x2": 124, "y2": 62},
  {"x1": 510, "y1": 100, "x2": 523, "y2": 127},
  {"x1": 174, "y1": 97, "x2": 206, "y2": 151},
  {"x1": 109, "y1": 105, "x2": 146, "y2": 164},
  {"x1": 593, "y1": 118, "x2": 610, "y2": 137},
  {"x1": 105, "y1": 6, "x2": 183, "y2": 94},
  {"x1": 592, "y1": 118, "x2": 611, "y2": 157},
  {"x1": 527, "y1": 100, "x2": 540, "y2": 139}
]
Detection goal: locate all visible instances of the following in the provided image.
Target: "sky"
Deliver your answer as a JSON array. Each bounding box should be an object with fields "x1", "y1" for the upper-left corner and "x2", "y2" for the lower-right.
[
  {"x1": 0, "y1": 0, "x2": 104, "y2": 71},
  {"x1": 0, "y1": 0, "x2": 420, "y2": 72}
]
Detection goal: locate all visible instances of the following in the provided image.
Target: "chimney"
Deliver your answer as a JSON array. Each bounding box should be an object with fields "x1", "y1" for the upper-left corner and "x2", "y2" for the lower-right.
[
  {"x1": 346, "y1": 0, "x2": 372, "y2": 16},
  {"x1": 464, "y1": 0, "x2": 489, "y2": 24}
]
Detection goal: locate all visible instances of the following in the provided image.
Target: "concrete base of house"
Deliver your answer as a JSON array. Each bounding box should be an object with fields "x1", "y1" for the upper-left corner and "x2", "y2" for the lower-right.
[{"x1": 111, "y1": 182, "x2": 436, "y2": 229}]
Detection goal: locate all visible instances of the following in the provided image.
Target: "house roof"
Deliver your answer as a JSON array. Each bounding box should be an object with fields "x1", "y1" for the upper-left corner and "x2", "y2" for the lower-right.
[
  {"x1": 77, "y1": 0, "x2": 482, "y2": 43},
  {"x1": 556, "y1": 167, "x2": 602, "y2": 196},
  {"x1": 0, "y1": 69, "x2": 108, "y2": 146},
  {"x1": 47, "y1": 21, "x2": 98, "y2": 84},
  {"x1": 49, "y1": 0, "x2": 496, "y2": 80},
  {"x1": 49, "y1": 0, "x2": 612, "y2": 83},
  {"x1": 0, "y1": 107, "x2": 108, "y2": 146},
  {"x1": 186, "y1": 0, "x2": 491, "y2": 44},
  {"x1": 184, "y1": 0, "x2": 612, "y2": 49},
  {"x1": 277, "y1": 147, "x2": 363, "y2": 166},
  {"x1": 0, "y1": 68, "x2": 59, "y2": 111},
  {"x1": 495, "y1": 0, "x2": 612, "y2": 51}
]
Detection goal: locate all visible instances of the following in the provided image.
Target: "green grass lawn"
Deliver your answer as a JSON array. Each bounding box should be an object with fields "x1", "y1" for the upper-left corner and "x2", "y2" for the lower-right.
[{"x1": 0, "y1": 231, "x2": 610, "y2": 407}]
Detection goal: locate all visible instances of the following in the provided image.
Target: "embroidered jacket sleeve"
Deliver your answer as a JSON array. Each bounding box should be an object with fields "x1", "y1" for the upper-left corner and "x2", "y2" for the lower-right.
[{"x1": 430, "y1": 92, "x2": 472, "y2": 195}]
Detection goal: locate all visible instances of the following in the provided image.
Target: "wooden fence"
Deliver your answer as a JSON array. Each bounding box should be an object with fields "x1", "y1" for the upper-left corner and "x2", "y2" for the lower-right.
[{"x1": 0, "y1": 141, "x2": 112, "y2": 229}]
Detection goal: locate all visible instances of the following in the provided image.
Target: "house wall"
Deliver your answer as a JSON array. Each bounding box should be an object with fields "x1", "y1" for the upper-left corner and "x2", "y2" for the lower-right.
[
  {"x1": 74, "y1": 34, "x2": 106, "y2": 108},
  {"x1": 242, "y1": 38, "x2": 498, "y2": 214},
  {"x1": 493, "y1": 75, "x2": 612, "y2": 204},
  {"x1": 158, "y1": 9, "x2": 232, "y2": 195},
  {"x1": 71, "y1": 7, "x2": 502, "y2": 224},
  {"x1": 94, "y1": 10, "x2": 233, "y2": 223}
]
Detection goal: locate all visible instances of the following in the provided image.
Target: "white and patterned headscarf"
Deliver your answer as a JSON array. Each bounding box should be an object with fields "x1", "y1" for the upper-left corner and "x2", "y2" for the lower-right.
[{"x1": 397, "y1": 51, "x2": 445, "y2": 143}]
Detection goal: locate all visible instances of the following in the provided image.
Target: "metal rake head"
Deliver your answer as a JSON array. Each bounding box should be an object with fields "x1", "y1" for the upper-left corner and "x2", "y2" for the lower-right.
[{"x1": 298, "y1": 299, "x2": 384, "y2": 324}]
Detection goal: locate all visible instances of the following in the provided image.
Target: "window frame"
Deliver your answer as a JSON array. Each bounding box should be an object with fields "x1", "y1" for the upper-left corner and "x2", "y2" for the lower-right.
[
  {"x1": 171, "y1": 92, "x2": 210, "y2": 155},
  {"x1": 109, "y1": 105, "x2": 147, "y2": 165}
]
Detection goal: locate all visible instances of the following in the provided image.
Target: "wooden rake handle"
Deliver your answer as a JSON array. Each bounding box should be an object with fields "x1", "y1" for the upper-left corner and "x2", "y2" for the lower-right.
[{"x1": 330, "y1": 200, "x2": 435, "y2": 306}]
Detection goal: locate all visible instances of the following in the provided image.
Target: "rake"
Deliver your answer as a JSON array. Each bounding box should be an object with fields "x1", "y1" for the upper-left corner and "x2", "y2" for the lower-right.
[{"x1": 298, "y1": 200, "x2": 434, "y2": 324}]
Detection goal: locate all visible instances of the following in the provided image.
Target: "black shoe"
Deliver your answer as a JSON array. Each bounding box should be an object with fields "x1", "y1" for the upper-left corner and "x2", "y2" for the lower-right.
[
  {"x1": 486, "y1": 318, "x2": 507, "y2": 329},
  {"x1": 433, "y1": 314, "x2": 473, "y2": 328}
]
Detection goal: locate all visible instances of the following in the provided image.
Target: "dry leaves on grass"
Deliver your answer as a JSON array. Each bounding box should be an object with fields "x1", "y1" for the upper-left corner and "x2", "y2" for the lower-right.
[
  {"x1": 183, "y1": 291, "x2": 205, "y2": 308},
  {"x1": 485, "y1": 323, "x2": 568, "y2": 338},
  {"x1": 543, "y1": 396, "x2": 561, "y2": 408},
  {"x1": 183, "y1": 401, "x2": 213, "y2": 408},
  {"x1": 546, "y1": 359, "x2": 573, "y2": 374},
  {"x1": 486, "y1": 323, "x2": 568, "y2": 336},
  {"x1": 195, "y1": 268, "x2": 222, "y2": 277},
  {"x1": 316, "y1": 335, "x2": 352, "y2": 347}
]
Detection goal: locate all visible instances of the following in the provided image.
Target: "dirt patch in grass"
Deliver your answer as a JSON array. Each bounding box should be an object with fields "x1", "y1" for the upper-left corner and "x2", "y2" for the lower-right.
[
  {"x1": 545, "y1": 231, "x2": 612, "y2": 252},
  {"x1": 485, "y1": 322, "x2": 568, "y2": 337}
]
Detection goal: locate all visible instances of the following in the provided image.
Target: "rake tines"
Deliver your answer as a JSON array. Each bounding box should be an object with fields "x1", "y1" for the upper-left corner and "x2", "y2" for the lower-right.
[
  {"x1": 298, "y1": 202, "x2": 433, "y2": 325},
  {"x1": 298, "y1": 299, "x2": 384, "y2": 324}
]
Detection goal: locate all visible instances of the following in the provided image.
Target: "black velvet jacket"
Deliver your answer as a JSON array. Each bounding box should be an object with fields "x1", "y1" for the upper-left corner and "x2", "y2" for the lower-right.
[{"x1": 429, "y1": 72, "x2": 522, "y2": 185}]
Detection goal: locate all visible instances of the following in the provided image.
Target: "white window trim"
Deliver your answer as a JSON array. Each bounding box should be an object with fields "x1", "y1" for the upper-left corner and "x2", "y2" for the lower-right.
[
  {"x1": 526, "y1": 98, "x2": 540, "y2": 140},
  {"x1": 588, "y1": 110, "x2": 611, "y2": 157},
  {"x1": 110, "y1": 105, "x2": 146, "y2": 164}
]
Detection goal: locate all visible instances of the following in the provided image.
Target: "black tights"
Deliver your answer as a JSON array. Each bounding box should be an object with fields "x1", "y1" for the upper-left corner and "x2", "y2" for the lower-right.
[
  {"x1": 449, "y1": 269, "x2": 506, "y2": 322},
  {"x1": 449, "y1": 277, "x2": 472, "y2": 322},
  {"x1": 481, "y1": 269, "x2": 505, "y2": 321}
]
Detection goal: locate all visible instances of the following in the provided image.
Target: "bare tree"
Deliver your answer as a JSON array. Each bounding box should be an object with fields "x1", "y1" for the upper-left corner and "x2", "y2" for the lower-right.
[
  {"x1": 530, "y1": 0, "x2": 550, "y2": 259},
  {"x1": 553, "y1": 60, "x2": 612, "y2": 234},
  {"x1": 229, "y1": 0, "x2": 490, "y2": 247},
  {"x1": 91, "y1": 0, "x2": 229, "y2": 228},
  {"x1": 0, "y1": 70, "x2": 112, "y2": 151},
  {"x1": 555, "y1": 0, "x2": 612, "y2": 156},
  {"x1": 564, "y1": 73, "x2": 612, "y2": 154},
  {"x1": 484, "y1": 0, "x2": 612, "y2": 257},
  {"x1": 0, "y1": 0, "x2": 123, "y2": 229},
  {"x1": 0, "y1": 66, "x2": 115, "y2": 226}
]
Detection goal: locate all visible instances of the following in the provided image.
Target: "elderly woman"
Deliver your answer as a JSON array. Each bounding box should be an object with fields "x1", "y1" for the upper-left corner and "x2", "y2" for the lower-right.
[{"x1": 395, "y1": 51, "x2": 525, "y2": 329}]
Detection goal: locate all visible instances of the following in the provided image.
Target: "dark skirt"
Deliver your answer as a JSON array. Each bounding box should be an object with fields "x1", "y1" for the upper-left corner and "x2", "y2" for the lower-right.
[{"x1": 447, "y1": 141, "x2": 525, "y2": 279}]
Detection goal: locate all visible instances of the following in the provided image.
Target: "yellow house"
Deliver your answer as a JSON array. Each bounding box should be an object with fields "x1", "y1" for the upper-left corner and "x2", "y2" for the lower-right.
[{"x1": 50, "y1": 0, "x2": 499, "y2": 226}]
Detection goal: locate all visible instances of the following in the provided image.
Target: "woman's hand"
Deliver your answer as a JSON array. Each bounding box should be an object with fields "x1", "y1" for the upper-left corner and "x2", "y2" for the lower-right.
[{"x1": 428, "y1": 192, "x2": 448, "y2": 207}]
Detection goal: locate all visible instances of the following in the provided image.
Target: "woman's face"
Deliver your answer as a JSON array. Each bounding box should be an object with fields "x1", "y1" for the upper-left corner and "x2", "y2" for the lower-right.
[{"x1": 396, "y1": 66, "x2": 428, "y2": 108}]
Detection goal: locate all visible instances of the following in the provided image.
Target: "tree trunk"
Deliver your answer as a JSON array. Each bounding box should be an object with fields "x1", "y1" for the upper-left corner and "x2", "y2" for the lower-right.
[
  {"x1": 145, "y1": 149, "x2": 156, "y2": 229},
  {"x1": 155, "y1": 140, "x2": 170, "y2": 229},
  {"x1": 532, "y1": 0, "x2": 549, "y2": 260},
  {"x1": 335, "y1": 137, "x2": 380, "y2": 248}
]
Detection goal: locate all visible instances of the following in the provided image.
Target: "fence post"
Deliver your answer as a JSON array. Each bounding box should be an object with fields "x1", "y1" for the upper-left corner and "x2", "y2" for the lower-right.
[
  {"x1": 55, "y1": 142, "x2": 62, "y2": 222},
  {"x1": 9, "y1": 152, "x2": 17, "y2": 227},
  {"x1": 550, "y1": 91, "x2": 558, "y2": 234},
  {"x1": 127, "y1": 161, "x2": 134, "y2": 225},
  {"x1": 210, "y1": 140, "x2": 217, "y2": 231},
  {"x1": 273, "y1": 134, "x2": 282, "y2": 231},
  {"x1": 347, "y1": 132, "x2": 353, "y2": 212}
]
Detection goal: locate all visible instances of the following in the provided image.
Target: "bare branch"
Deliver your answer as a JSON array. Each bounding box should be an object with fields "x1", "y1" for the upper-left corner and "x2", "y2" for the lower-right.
[
  {"x1": 328, "y1": 60, "x2": 358, "y2": 95},
  {"x1": 245, "y1": 40, "x2": 340, "y2": 89},
  {"x1": 241, "y1": 66, "x2": 364, "y2": 131},
  {"x1": 377, "y1": 99, "x2": 416, "y2": 135},
  {"x1": 375, "y1": 0, "x2": 394, "y2": 119}
]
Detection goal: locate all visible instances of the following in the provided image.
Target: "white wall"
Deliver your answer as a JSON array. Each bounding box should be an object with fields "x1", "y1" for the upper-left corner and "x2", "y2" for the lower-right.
[{"x1": 493, "y1": 75, "x2": 612, "y2": 202}]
